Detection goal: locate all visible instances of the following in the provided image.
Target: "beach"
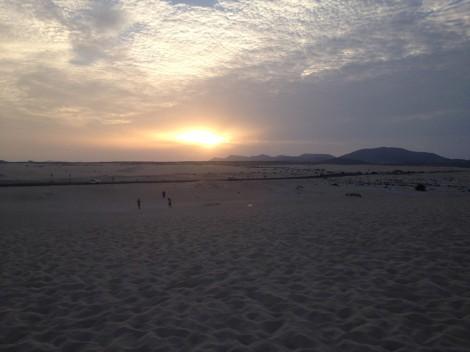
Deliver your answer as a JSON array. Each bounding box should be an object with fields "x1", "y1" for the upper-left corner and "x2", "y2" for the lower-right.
[{"x1": 1, "y1": 163, "x2": 470, "y2": 351}]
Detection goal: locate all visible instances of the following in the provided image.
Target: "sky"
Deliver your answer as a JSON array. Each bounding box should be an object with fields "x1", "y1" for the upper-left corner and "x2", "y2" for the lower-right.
[{"x1": 0, "y1": 0, "x2": 469, "y2": 161}]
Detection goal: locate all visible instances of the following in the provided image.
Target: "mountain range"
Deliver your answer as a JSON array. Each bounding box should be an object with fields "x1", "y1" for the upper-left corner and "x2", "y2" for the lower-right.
[
  {"x1": 211, "y1": 153, "x2": 334, "y2": 163},
  {"x1": 211, "y1": 147, "x2": 470, "y2": 167}
]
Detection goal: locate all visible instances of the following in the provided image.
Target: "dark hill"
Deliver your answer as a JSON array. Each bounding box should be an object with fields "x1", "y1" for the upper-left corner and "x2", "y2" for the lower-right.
[
  {"x1": 211, "y1": 153, "x2": 334, "y2": 162},
  {"x1": 338, "y1": 147, "x2": 470, "y2": 166},
  {"x1": 211, "y1": 147, "x2": 469, "y2": 167}
]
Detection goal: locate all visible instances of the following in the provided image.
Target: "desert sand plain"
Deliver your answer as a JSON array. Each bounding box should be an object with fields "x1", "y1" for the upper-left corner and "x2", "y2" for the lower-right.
[{"x1": 1, "y1": 162, "x2": 470, "y2": 351}]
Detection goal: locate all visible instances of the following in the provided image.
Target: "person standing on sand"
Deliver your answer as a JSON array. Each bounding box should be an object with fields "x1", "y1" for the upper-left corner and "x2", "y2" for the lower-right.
[
  {"x1": 137, "y1": 198, "x2": 141, "y2": 210},
  {"x1": 167, "y1": 197, "x2": 172, "y2": 208},
  {"x1": 162, "y1": 191, "x2": 166, "y2": 198}
]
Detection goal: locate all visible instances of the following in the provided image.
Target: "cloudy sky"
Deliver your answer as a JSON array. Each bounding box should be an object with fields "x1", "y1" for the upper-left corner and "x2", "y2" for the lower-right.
[{"x1": 1, "y1": 0, "x2": 469, "y2": 161}]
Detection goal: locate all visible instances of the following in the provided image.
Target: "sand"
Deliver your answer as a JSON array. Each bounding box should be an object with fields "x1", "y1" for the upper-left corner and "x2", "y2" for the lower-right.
[
  {"x1": 1, "y1": 161, "x2": 467, "y2": 186},
  {"x1": 1, "y1": 164, "x2": 470, "y2": 351}
]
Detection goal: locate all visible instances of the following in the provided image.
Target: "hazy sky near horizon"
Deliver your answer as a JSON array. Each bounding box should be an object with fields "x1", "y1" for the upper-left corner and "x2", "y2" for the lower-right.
[{"x1": 1, "y1": 0, "x2": 469, "y2": 161}]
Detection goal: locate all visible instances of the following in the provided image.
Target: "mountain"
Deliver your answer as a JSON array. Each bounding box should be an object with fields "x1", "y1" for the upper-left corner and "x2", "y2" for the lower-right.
[
  {"x1": 337, "y1": 147, "x2": 470, "y2": 166},
  {"x1": 211, "y1": 147, "x2": 470, "y2": 167},
  {"x1": 211, "y1": 153, "x2": 335, "y2": 162}
]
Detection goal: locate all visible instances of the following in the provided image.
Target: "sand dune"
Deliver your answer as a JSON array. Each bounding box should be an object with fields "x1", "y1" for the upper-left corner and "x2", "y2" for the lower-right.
[{"x1": 1, "y1": 170, "x2": 470, "y2": 351}]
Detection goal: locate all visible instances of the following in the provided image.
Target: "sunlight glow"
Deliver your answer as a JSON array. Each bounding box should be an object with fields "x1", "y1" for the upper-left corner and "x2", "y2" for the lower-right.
[{"x1": 174, "y1": 130, "x2": 228, "y2": 147}]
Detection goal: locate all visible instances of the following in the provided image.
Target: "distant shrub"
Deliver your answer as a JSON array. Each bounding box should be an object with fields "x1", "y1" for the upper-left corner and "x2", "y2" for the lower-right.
[
  {"x1": 415, "y1": 183, "x2": 426, "y2": 192},
  {"x1": 345, "y1": 193, "x2": 362, "y2": 198}
]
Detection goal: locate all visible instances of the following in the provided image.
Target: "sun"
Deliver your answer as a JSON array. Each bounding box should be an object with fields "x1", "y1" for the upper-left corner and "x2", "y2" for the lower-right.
[{"x1": 175, "y1": 129, "x2": 228, "y2": 147}]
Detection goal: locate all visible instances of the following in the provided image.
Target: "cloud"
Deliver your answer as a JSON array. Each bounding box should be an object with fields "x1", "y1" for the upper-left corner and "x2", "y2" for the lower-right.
[
  {"x1": 169, "y1": 0, "x2": 218, "y2": 7},
  {"x1": 67, "y1": 0, "x2": 129, "y2": 64}
]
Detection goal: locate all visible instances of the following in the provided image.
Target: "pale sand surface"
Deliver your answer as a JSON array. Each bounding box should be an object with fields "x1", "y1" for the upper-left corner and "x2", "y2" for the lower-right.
[{"x1": 1, "y1": 167, "x2": 470, "y2": 351}]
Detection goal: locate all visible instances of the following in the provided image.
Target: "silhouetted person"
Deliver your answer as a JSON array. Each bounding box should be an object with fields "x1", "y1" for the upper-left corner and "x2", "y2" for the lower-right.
[
  {"x1": 168, "y1": 197, "x2": 172, "y2": 208},
  {"x1": 162, "y1": 191, "x2": 166, "y2": 198},
  {"x1": 137, "y1": 198, "x2": 141, "y2": 210}
]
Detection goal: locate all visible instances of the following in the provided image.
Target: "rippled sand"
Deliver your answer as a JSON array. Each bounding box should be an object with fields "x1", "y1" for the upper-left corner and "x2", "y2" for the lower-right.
[{"x1": 1, "y1": 174, "x2": 470, "y2": 351}]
